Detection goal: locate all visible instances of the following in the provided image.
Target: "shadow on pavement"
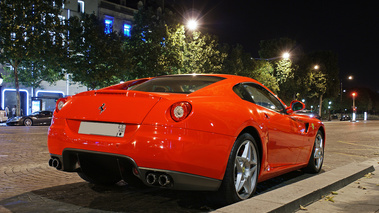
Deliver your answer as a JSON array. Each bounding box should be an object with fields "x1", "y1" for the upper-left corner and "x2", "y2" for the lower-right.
[{"x1": 0, "y1": 170, "x2": 322, "y2": 212}]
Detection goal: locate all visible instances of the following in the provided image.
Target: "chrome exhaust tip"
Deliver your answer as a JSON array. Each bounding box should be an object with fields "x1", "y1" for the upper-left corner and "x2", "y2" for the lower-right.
[
  {"x1": 158, "y1": 174, "x2": 171, "y2": 186},
  {"x1": 146, "y1": 173, "x2": 157, "y2": 185}
]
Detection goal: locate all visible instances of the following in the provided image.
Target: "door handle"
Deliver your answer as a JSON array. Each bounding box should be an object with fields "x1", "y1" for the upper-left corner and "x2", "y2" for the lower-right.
[{"x1": 264, "y1": 113, "x2": 270, "y2": 119}]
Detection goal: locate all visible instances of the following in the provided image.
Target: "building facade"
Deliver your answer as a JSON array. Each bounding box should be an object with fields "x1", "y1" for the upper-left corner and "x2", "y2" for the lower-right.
[{"x1": 0, "y1": 0, "x2": 137, "y2": 115}]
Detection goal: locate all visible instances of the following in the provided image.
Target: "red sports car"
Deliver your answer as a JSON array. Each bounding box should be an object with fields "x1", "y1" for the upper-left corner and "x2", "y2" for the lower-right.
[{"x1": 48, "y1": 74, "x2": 325, "y2": 204}]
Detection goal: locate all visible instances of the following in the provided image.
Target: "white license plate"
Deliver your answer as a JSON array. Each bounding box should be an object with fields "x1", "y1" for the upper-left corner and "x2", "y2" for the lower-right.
[{"x1": 78, "y1": 122, "x2": 126, "y2": 137}]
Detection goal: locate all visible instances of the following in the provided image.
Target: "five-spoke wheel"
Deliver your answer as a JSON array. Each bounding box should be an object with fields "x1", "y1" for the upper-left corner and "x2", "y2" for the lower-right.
[
  {"x1": 216, "y1": 133, "x2": 260, "y2": 204},
  {"x1": 304, "y1": 130, "x2": 324, "y2": 173},
  {"x1": 234, "y1": 139, "x2": 259, "y2": 199},
  {"x1": 23, "y1": 118, "x2": 33, "y2": 126}
]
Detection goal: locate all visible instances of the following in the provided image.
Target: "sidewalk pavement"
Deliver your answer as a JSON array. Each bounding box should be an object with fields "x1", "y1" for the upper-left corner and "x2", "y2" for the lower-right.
[
  {"x1": 215, "y1": 158, "x2": 379, "y2": 213},
  {"x1": 295, "y1": 168, "x2": 379, "y2": 212}
]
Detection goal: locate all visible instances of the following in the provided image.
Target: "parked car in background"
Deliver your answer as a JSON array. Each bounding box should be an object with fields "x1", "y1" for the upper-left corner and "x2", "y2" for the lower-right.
[
  {"x1": 340, "y1": 114, "x2": 351, "y2": 121},
  {"x1": 295, "y1": 110, "x2": 322, "y2": 120},
  {"x1": 47, "y1": 74, "x2": 325, "y2": 205},
  {"x1": 0, "y1": 110, "x2": 8, "y2": 123},
  {"x1": 6, "y1": 111, "x2": 53, "y2": 126}
]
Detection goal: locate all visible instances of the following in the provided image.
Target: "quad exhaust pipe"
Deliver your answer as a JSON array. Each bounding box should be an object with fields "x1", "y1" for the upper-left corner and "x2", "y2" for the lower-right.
[
  {"x1": 146, "y1": 172, "x2": 172, "y2": 187},
  {"x1": 48, "y1": 158, "x2": 61, "y2": 169},
  {"x1": 146, "y1": 173, "x2": 157, "y2": 185},
  {"x1": 158, "y1": 174, "x2": 170, "y2": 186}
]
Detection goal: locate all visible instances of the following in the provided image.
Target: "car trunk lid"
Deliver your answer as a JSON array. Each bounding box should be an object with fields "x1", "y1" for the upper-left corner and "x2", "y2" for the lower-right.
[{"x1": 58, "y1": 90, "x2": 161, "y2": 124}]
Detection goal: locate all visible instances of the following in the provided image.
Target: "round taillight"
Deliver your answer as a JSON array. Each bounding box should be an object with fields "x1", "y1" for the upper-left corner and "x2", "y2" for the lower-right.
[
  {"x1": 56, "y1": 98, "x2": 68, "y2": 112},
  {"x1": 170, "y1": 102, "x2": 192, "y2": 122}
]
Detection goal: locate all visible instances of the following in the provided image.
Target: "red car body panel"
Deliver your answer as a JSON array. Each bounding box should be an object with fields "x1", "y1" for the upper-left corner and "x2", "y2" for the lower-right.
[{"x1": 48, "y1": 74, "x2": 324, "y2": 188}]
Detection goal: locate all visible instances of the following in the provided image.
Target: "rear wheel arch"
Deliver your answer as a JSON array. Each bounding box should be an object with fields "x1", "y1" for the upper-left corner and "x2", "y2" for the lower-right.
[
  {"x1": 238, "y1": 126, "x2": 263, "y2": 172},
  {"x1": 214, "y1": 130, "x2": 261, "y2": 205},
  {"x1": 317, "y1": 126, "x2": 326, "y2": 146}
]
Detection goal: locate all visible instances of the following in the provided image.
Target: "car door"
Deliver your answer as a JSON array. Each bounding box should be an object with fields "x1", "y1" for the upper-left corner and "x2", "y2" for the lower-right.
[
  {"x1": 239, "y1": 83, "x2": 304, "y2": 168},
  {"x1": 33, "y1": 112, "x2": 43, "y2": 125},
  {"x1": 40, "y1": 111, "x2": 52, "y2": 125}
]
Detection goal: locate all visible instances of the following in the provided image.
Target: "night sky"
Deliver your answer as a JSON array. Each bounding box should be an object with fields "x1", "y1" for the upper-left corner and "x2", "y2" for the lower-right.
[{"x1": 131, "y1": 0, "x2": 379, "y2": 92}]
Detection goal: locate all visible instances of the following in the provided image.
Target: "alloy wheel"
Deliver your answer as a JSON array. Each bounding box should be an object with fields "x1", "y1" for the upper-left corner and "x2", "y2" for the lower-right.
[
  {"x1": 313, "y1": 133, "x2": 324, "y2": 170},
  {"x1": 233, "y1": 140, "x2": 258, "y2": 199}
]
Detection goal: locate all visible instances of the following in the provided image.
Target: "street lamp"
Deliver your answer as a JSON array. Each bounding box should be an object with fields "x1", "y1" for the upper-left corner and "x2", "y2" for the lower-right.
[
  {"x1": 351, "y1": 92, "x2": 357, "y2": 122},
  {"x1": 186, "y1": 19, "x2": 198, "y2": 31},
  {"x1": 253, "y1": 52, "x2": 291, "y2": 61},
  {"x1": 282, "y1": 52, "x2": 290, "y2": 60},
  {"x1": 312, "y1": 65, "x2": 324, "y2": 117},
  {"x1": 328, "y1": 101, "x2": 332, "y2": 121},
  {"x1": 340, "y1": 75, "x2": 353, "y2": 120}
]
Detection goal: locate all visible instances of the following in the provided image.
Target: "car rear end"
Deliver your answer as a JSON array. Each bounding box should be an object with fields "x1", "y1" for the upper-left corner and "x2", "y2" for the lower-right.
[{"x1": 47, "y1": 75, "x2": 237, "y2": 190}]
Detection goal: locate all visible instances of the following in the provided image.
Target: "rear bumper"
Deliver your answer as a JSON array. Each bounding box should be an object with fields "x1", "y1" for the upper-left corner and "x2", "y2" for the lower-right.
[
  {"x1": 50, "y1": 149, "x2": 221, "y2": 191},
  {"x1": 48, "y1": 117, "x2": 234, "y2": 189}
]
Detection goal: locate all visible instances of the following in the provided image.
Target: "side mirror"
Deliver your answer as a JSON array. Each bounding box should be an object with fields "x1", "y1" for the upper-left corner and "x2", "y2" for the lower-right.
[{"x1": 286, "y1": 100, "x2": 305, "y2": 114}]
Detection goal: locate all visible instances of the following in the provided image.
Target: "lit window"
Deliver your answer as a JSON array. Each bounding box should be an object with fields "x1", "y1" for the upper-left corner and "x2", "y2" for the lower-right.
[
  {"x1": 123, "y1": 24, "x2": 131, "y2": 37},
  {"x1": 78, "y1": 0, "x2": 84, "y2": 13},
  {"x1": 58, "y1": 15, "x2": 65, "y2": 25},
  {"x1": 104, "y1": 18, "x2": 113, "y2": 34}
]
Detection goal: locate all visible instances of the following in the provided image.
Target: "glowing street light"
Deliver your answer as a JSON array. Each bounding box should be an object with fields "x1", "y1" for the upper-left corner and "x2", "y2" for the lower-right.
[
  {"x1": 253, "y1": 52, "x2": 291, "y2": 61},
  {"x1": 314, "y1": 65, "x2": 319, "y2": 70},
  {"x1": 340, "y1": 75, "x2": 354, "y2": 120},
  {"x1": 282, "y1": 52, "x2": 290, "y2": 60},
  {"x1": 187, "y1": 19, "x2": 198, "y2": 31}
]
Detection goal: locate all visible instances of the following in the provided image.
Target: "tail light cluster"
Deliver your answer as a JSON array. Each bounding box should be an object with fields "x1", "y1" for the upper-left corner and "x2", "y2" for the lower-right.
[
  {"x1": 55, "y1": 97, "x2": 68, "y2": 113},
  {"x1": 170, "y1": 101, "x2": 192, "y2": 122}
]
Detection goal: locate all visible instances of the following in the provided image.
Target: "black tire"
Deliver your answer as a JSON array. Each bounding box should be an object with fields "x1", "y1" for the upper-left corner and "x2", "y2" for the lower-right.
[
  {"x1": 23, "y1": 118, "x2": 33, "y2": 126},
  {"x1": 215, "y1": 133, "x2": 260, "y2": 205},
  {"x1": 303, "y1": 130, "x2": 324, "y2": 173}
]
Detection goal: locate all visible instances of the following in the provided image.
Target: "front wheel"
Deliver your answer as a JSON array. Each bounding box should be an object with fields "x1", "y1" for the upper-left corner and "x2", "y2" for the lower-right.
[
  {"x1": 216, "y1": 133, "x2": 260, "y2": 205},
  {"x1": 304, "y1": 130, "x2": 324, "y2": 173},
  {"x1": 24, "y1": 118, "x2": 33, "y2": 126}
]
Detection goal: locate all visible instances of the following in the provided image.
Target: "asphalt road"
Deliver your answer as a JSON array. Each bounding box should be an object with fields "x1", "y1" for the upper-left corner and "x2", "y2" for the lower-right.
[{"x1": 0, "y1": 120, "x2": 378, "y2": 212}]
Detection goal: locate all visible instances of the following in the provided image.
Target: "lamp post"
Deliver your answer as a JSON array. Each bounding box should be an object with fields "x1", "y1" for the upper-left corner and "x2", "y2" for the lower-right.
[
  {"x1": 0, "y1": 73, "x2": 3, "y2": 110},
  {"x1": 351, "y1": 92, "x2": 357, "y2": 122},
  {"x1": 313, "y1": 64, "x2": 324, "y2": 117},
  {"x1": 328, "y1": 101, "x2": 332, "y2": 121},
  {"x1": 253, "y1": 52, "x2": 291, "y2": 61},
  {"x1": 185, "y1": 19, "x2": 200, "y2": 74},
  {"x1": 340, "y1": 75, "x2": 353, "y2": 120}
]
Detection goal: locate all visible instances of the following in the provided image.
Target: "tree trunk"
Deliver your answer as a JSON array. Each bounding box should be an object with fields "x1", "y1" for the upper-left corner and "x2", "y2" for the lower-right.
[
  {"x1": 13, "y1": 64, "x2": 21, "y2": 116},
  {"x1": 318, "y1": 93, "x2": 323, "y2": 118}
]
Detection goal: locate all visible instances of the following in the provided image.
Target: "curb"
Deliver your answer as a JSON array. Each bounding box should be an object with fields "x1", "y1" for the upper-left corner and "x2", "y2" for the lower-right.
[{"x1": 214, "y1": 159, "x2": 377, "y2": 213}]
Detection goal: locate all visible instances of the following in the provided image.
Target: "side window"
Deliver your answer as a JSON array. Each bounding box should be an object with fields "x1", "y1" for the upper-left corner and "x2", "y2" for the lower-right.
[
  {"x1": 233, "y1": 84, "x2": 254, "y2": 102},
  {"x1": 235, "y1": 83, "x2": 285, "y2": 113},
  {"x1": 247, "y1": 84, "x2": 285, "y2": 112}
]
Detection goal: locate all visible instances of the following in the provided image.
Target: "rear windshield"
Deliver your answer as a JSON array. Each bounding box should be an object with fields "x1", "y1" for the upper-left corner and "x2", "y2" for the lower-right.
[{"x1": 129, "y1": 75, "x2": 225, "y2": 94}]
